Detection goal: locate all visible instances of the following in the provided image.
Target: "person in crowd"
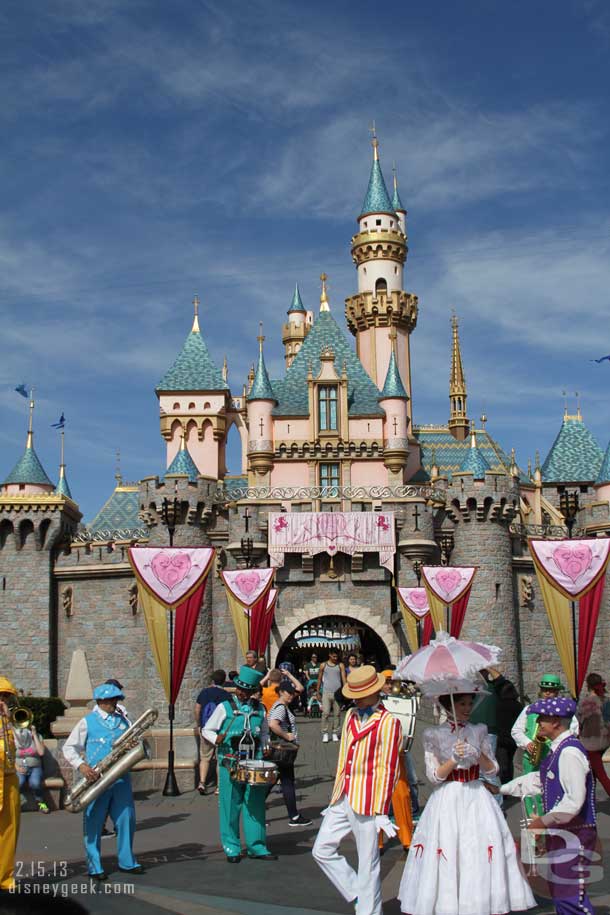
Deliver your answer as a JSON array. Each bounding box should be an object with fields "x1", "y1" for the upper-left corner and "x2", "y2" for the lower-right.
[
  {"x1": 202, "y1": 665, "x2": 276, "y2": 863},
  {"x1": 0, "y1": 677, "x2": 20, "y2": 890},
  {"x1": 398, "y1": 687, "x2": 535, "y2": 915},
  {"x1": 480, "y1": 667, "x2": 523, "y2": 783},
  {"x1": 267, "y1": 680, "x2": 312, "y2": 827},
  {"x1": 500, "y1": 696, "x2": 596, "y2": 915},
  {"x1": 307, "y1": 686, "x2": 322, "y2": 718},
  {"x1": 226, "y1": 671, "x2": 239, "y2": 692},
  {"x1": 260, "y1": 669, "x2": 283, "y2": 713},
  {"x1": 577, "y1": 671, "x2": 610, "y2": 796},
  {"x1": 312, "y1": 665, "x2": 402, "y2": 915},
  {"x1": 511, "y1": 673, "x2": 578, "y2": 818},
  {"x1": 14, "y1": 715, "x2": 48, "y2": 813},
  {"x1": 345, "y1": 653, "x2": 360, "y2": 676},
  {"x1": 316, "y1": 650, "x2": 346, "y2": 743},
  {"x1": 245, "y1": 650, "x2": 258, "y2": 670},
  {"x1": 195, "y1": 670, "x2": 231, "y2": 796},
  {"x1": 256, "y1": 655, "x2": 268, "y2": 675},
  {"x1": 303, "y1": 653, "x2": 321, "y2": 682},
  {"x1": 63, "y1": 682, "x2": 142, "y2": 881},
  {"x1": 379, "y1": 677, "x2": 413, "y2": 855}
]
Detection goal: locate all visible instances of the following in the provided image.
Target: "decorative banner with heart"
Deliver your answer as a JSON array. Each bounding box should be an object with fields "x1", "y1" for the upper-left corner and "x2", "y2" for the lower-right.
[
  {"x1": 128, "y1": 547, "x2": 215, "y2": 702},
  {"x1": 528, "y1": 538, "x2": 610, "y2": 696},
  {"x1": 421, "y1": 566, "x2": 477, "y2": 635},
  {"x1": 221, "y1": 569, "x2": 275, "y2": 654},
  {"x1": 396, "y1": 587, "x2": 430, "y2": 653}
]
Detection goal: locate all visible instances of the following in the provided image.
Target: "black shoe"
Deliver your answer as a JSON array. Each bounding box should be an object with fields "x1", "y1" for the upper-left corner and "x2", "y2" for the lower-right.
[
  {"x1": 247, "y1": 853, "x2": 278, "y2": 860},
  {"x1": 226, "y1": 855, "x2": 241, "y2": 863},
  {"x1": 288, "y1": 814, "x2": 313, "y2": 827},
  {"x1": 119, "y1": 865, "x2": 145, "y2": 874},
  {"x1": 101, "y1": 828, "x2": 116, "y2": 839},
  {"x1": 90, "y1": 872, "x2": 107, "y2": 882}
]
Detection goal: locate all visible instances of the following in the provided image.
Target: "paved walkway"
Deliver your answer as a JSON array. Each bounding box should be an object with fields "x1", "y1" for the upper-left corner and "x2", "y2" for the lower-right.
[{"x1": 4, "y1": 710, "x2": 610, "y2": 915}]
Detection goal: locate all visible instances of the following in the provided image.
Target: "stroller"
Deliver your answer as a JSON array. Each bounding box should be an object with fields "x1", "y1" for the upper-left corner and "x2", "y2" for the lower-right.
[{"x1": 306, "y1": 680, "x2": 321, "y2": 718}]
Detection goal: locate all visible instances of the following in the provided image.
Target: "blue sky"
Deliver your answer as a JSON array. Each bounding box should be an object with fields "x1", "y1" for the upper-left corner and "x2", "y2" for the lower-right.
[{"x1": 2, "y1": 0, "x2": 610, "y2": 521}]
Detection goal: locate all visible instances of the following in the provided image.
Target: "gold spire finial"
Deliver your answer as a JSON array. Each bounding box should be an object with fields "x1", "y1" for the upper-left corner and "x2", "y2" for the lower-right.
[
  {"x1": 510, "y1": 447, "x2": 518, "y2": 478},
  {"x1": 527, "y1": 456, "x2": 532, "y2": 479},
  {"x1": 59, "y1": 429, "x2": 65, "y2": 473},
  {"x1": 480, "y1": 412, "x2": 487, "y2": 429},
  {"x1": 389, "y1": 326, "x2": 397, "y2": 355},
  {"x1": 369, "y1": 122, "x2": 379, "y2": 161},
  {"x1": 179, "y1": 429, "x2": 186, "y2": 451},
  {"x1": 192, "y1": 295, "x2": 200, "y2": 333},
  {"x1": 320, "y1": 273, "x2": 330, "y2": 312},
  {"x1": 222, "y1": 354, "x2": 228, "y2": 382},
  {"x1": 562, "y1": 389, "x2": 568, "y2": 418},
  {"x1": 392, "y1": 160, "x2": 398, "y2": 192},
  {"x1": 575, "y1": 390, "x2": 582, "y2": 420},
  {"x1": 115, "y1": 449, "x2": 122, "y2": 485},
  {"x1": 26, "y1": 388, "x2": 35, "y2": 449},
  {"x1": 257, "y1": 321, "x2": 265, "y2": 352},
  {"x1": 449, "y1": 312, "x2": 468, "y2": 439},
  {"x1": 470, "y1": 425, "x2": 477, "y2": 449}
]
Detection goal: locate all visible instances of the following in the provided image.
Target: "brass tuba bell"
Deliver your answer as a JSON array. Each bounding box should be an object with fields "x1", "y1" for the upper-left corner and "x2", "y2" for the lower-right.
[{"x1": 11, "y1": 706, "x2": 34, "y2": 729}]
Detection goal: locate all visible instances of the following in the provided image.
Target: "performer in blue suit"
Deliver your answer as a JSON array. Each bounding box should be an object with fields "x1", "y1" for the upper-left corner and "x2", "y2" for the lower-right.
[{"x1": 63, "y1": 682, "x2": 142, "y2": 880}]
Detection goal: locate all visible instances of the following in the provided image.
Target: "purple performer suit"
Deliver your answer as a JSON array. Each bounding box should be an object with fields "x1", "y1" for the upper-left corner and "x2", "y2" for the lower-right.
[{"x1": 539, "y1": 734, "x2": 597, "y2": 915}]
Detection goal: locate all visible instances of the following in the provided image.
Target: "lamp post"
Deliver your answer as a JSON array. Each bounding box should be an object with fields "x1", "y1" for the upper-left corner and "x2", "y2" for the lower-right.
[
  {"x1": 559, "y1": 489, "x2": 580, "y2": 697},
  {"x1": 241, "y1": 507, "x2": 255, "y2": 649},
  {"x1": 161, "y1": 497, "x2": 180, "y2": 797},
  {"x1": 412, "y1": 560, "x2": 423, "y2": 647}
]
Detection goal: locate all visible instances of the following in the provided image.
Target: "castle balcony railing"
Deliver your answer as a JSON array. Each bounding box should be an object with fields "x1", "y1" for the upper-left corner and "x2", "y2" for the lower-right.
[
  {"x1": 509, "y1": 521, "x2": 567, "y2": 540},
  {"x1": 212, "y1": 483, "x2": 444, "y2": 505},
  {"x1": 71, "y1": 526, "x2": 149, "y2": 544}
]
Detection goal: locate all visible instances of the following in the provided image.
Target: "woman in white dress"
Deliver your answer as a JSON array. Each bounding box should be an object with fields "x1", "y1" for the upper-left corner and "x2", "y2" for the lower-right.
[{"x1": 399, "y1": 688, "x2": 536, "y2": 915}]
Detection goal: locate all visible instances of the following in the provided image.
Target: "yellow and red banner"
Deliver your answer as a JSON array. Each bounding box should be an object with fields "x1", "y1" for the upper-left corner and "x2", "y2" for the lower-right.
[
  {"x1": 128, "y1": 547, "x2": 215, "y2": 702},
  {"x1": 421, "y1": 566, "x2": 477, "y2": 637},
  {"x1": 396, "y1": 587, "x2": 430, "y2": 652},
  {"x1": 221, "y1": 569, "x2": 275, "y2": 655},
  {"x1": 529, "y1": 538, "x2": 610, "y2": 696}
]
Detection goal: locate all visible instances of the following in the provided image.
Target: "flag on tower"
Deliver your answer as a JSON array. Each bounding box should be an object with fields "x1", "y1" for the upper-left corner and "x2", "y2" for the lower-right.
[
  {"x1": 51, "y1": 413, "x2": 66, "y2": 429},
  {"x1": 15, "y1": 384, "x2": 28, "y2": 398}
]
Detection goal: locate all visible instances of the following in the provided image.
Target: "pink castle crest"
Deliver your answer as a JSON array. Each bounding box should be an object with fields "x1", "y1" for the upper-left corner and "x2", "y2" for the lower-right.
[
  {"x1": 422, "y1": 565, "x2": 476, "y2": 604},
  {"x1": 222, "y1": 568, "x2": 274, "y2": 608},
  {"x1": 128, "y1": 547, "x2": 215, "y2": 608},
  {"x1": 397, "y1": 587, "x2": 430, "y2": 619},
  {"x1": 529, "y1": 538, "x2": 610, "y2": 599}
]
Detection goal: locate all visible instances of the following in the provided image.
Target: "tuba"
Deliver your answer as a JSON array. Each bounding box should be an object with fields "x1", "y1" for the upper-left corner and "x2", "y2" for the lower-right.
[{"x1": 64, "y1": 708, "x2": 158, "y2": 813}]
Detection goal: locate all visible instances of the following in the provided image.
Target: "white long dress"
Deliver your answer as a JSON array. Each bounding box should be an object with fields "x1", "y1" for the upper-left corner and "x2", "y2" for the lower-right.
[{"x1": 398, "y1": 722, "x2": 536, "y2": 915}]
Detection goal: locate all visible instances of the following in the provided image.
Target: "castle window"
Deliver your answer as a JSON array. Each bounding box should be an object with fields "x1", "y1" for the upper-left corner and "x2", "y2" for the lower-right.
[
  {"x1": 188, "y1": 402, "x2": 196, "y2": 410},
  {"x1": 375, "y1": 278, "x2": 387, "y2": 296},
  {"x1": 376, "y1": 219, "x2": 382, "y2": 226},
  {"x1": 318, "y1": 385, "x2": 338, "y2": 431},
  {"x1": 204, "y1": 401, "x2": 211, "y2": 409},
  {"x1": 390, "y1": 220, "x2": 394, "y2": 228},
  {"x1": 173, "y1": 402, "x2": 180, "y2": 410},
  {"x1": 320, "y1": 462, "x2": 340, "y2": 491}
]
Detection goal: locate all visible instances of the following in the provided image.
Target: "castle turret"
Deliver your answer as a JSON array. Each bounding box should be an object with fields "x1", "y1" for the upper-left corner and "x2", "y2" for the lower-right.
[
  {"x1": 156, "y1": 296, "x2": 231, "y2": 481},
  {"x1": 165, "y1": 433, "x2": 199, "y2": 482},
  {"x1": 247, "y1": 324, "x2": 277, "y2": 478},
  {"x1": 392, "y1": 163, "x2": 407, "y2": 235},
  {"x1": 345, "y1": 132, "x2": 418, "y2": 429},
  {"x1": 448, "y1": 314, "x2": 469, "y2": 441},
  {"x1": 282, "y1": 284, "x2": 312, "y2": 368},
  {"x1": 379, "y1": 330, "x2": 409, "y2": 476},
  {"x1": 454, "y1": 427, "x2": 490, "y2": 484},
  {"x1": 2, "y1": 393, "x2": 54, "y2": 495}
]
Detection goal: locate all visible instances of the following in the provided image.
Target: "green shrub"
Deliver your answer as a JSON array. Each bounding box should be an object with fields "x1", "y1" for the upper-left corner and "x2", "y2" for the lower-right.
[{"x1": 17, "y1": 697, "x2": 66, "y2": 738}]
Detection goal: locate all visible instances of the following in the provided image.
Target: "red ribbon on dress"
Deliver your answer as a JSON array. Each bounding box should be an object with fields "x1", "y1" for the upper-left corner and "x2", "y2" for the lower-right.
[
  {"x1": 488, "y1": 845, "x2": 493, "y2": 862},
  {"x1": 448, "y1": 721, "x2": 465, "y2": 733},
  {"x1": 436, "y1": 848, "x2": 447, "y2": 861},
  {"x1": 414, "y1": 843, "x2": 424, "y2": 858}
]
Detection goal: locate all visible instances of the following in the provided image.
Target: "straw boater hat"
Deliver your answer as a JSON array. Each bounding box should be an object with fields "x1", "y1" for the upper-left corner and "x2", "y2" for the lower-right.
[{"x1": 342, "y1": 665, "x2": 386, "y2": 700}]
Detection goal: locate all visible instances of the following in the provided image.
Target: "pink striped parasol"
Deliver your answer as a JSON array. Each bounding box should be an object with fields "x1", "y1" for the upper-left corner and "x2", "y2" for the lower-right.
[{"x1": 396, "y1": 630, "x2": 501, "y2": 695}]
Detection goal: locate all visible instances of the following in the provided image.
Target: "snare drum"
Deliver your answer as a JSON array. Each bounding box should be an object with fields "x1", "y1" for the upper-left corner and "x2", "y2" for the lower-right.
[{"x1": 232, "y1": 759, "x2": 278, "y2": 787}]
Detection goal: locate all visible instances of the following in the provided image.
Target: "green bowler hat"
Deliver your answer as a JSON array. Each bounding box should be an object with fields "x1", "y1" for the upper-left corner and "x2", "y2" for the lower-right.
[
  {"x1": 233, "y1": 665, "x2": 264, "y2": 691},
  {"x1": 539, "y1": 673, "x2": 564, "y2": 690}
]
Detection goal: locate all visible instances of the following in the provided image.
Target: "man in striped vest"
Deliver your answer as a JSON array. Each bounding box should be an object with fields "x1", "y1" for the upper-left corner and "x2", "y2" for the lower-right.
[{"x1": 312, "y1": 665, "x2": 403, "y2": 915}]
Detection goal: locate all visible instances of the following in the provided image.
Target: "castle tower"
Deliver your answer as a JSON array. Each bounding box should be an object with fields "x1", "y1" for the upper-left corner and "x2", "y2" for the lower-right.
[
  {"x1": 282, "y1": 284, "x2": 312, "y2": 368},
  {"x1": 345, "y1": 132, "x2": 418, "y2": 429},
  {"x1": 156, "y1": 296, "x2": 231, "y2": 481},
  {"x1": 453, "y1": 427, "x2": 489, "y2": 484},
  {"x1": 448, "y1": 314, "x2": 469, "y2": 441},
  {"x1": 379, "y1": 329, "x2": 409, "y2": 477},
  {"x1": 0, "y1": 396, "x2": 81, "y2": 694},
  {"x1": 247, "y1": 323, "x2": 277, "y2": 479}
]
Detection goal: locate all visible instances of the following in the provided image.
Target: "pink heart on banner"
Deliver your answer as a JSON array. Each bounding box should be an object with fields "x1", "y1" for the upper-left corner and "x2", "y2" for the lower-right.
[
  {"x1": 151, "y1": 551, "x2": 192, "y2": 591},
  {"x1": 552, "y1": 543, "x2": 593, "y2": 584},
  {"x1": 235, "y1": 570, "x2": 262, "y2": 598},
  {"x1": 410, "y1": 589, "x2": 428, "y2": 610},
  {"x1": 435, "y1": 569, "x2": 462, "y2": 596}
]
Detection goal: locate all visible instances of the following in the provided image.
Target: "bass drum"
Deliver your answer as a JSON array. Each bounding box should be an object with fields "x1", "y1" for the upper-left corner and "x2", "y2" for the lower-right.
[{"x1": 382, "y1": 695, "x2": 418, "y2": 751}]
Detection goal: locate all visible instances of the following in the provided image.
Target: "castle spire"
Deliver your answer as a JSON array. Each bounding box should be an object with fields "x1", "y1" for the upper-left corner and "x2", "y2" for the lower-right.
[
  {"x1": 448, "y1": 313, "x2": 469, "y2": 441},
  {"x1": 320, "y1": 273, "x2": 330, "y2": 312},
  {"x1": 360, "y1": 127, "x2": 393, "y2": 216},
  {"x1": 55, "y1": 429, "x2": 73, "y2": 499},
  {"x1": 391, "y1": 162, "x2": 406, "y2": 213},
  {"x1": 26, "y1": 389, "x2": 35, "y2": 450},
  {"x1": 192, "y1": 295, "x2": 200, "y2": 333},
  {"x1": 288, "y1": 283, "x2": 306, "y2": 314},
  {"x1": 2, "y1": 388, "x2": 54, "y2": 490},
  {"x1": 247, "y1": 322, "x2": 277, "y2": 402}
]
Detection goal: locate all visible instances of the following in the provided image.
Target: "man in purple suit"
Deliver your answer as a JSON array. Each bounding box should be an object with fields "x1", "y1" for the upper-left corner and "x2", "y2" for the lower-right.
[{"x1": 500, "y1": 696, "x2": 597, "y2": 915}]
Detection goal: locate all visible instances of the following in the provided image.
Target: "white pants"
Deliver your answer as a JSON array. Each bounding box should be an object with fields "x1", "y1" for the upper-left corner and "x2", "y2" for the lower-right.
[{"x1": 312, "y1": 795, "x2": 381, "y2": 915}]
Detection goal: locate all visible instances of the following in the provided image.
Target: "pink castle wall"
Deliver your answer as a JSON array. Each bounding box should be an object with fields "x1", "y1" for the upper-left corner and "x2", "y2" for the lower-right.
[
  {"x1": 270, "y1": 462, "x2": 309, "y2": 488},
  {"x1": 350, "y1": 461, "x2": 387, "y2": 487}
]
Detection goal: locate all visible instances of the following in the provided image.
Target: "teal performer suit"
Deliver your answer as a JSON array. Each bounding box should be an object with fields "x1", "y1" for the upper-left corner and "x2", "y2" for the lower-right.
[
  {"x1": 63, "y1": 683, "x2": 142, "y2": 880},
  {"x1": 202, "y1": 665, "x2": 275, "y2": 863}
]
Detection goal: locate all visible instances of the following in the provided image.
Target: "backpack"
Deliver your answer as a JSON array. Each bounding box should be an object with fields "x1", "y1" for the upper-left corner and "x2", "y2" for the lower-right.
[{"x1": 200, "y1": 699, "x2": 219, "y2": 728}]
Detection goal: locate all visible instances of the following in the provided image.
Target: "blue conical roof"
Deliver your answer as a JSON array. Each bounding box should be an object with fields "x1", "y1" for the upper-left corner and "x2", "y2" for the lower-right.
[
  {"x1": 360, "y1": 158, "x2": 394, "y2": 216},
  {"x1": 596, "y1": 439, "x2": 610, "y2": 484},
  {"x1": 156, "y1": 326, "x2": 228, "y2": 392},
  {"x1": 541, "y1": 416, "x2": 603, "y2": 483},
  {"x1": 55, "y1": 470, "x2": 72, "y2": 499},
  {"x1": 379, "y1": 350, "x2": 408, "y2": 400},
  {"x1": 288, "y1": 284, "x2": 306, "y2": 314},
  {"x1": 392, "y1": 183, "x2": 406, "y2": 212},
  {"x1": 459, "y1": 440, "x2": 490, "y2": 479},
  {"x1": 248, "y1": 346, "x2": 277, "y2": 402},
  {"x1": 4, "y1": 442, "x2": 53, "y2": 487},
  {"x1": 166, "y1": 443, "x2": 199, "y2": 481}
]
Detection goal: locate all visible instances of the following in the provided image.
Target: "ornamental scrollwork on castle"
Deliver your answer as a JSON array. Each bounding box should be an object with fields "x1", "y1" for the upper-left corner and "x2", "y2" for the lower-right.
[{"x1": 213, "y1": 483, "x2": 444, "y2": 504}]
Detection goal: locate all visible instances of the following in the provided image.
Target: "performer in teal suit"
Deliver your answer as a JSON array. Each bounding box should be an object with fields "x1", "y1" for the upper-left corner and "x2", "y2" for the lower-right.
[{"x1": 202, "y1": 665, "x2": 276, "y2": 863}]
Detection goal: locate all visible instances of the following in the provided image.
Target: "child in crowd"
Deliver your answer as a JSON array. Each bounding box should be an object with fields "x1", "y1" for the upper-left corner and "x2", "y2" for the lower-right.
[{"x1": 14, "y1": 720, "x2": 48, "y2": 813}]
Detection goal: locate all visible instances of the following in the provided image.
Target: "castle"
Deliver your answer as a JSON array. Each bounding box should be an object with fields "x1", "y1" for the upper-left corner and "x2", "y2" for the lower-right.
[{"x1": 2, "y1": 136, "x2": 610, "y2": 728}]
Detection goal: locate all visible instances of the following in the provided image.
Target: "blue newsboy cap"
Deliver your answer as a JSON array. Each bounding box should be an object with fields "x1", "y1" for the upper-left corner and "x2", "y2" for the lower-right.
[
  {"x1": 528, "y1": 696, "x2": 576, "y2": 719},
  {"x1": 93, "y1": 683, "x2": 124, "y2": 701}
]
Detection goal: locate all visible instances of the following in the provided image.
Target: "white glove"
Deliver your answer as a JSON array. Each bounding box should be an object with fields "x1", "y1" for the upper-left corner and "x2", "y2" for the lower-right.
[
  {"x1": 375, "y1": 815, "x2": 398, "y2": 839},
  {"x1": 451, "y1": 740, "x2": 479, "y2": 766}
]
